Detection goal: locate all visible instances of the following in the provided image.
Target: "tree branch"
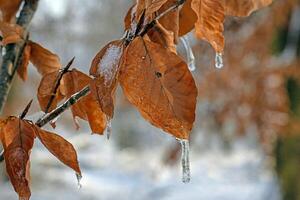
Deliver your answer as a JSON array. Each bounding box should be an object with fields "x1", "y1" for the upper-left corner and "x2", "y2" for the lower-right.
[
  {"x1": 36, "y1": 86, "x2": 90, "y2": 127},
  {"x1": 0, "y1": 0, "x2": 39, "y2": 113}
]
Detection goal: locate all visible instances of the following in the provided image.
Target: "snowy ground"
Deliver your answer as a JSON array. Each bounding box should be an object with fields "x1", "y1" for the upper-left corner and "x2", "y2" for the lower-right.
[{"x1": 0, "y1": 129, "x2": 281, "y2": 200}]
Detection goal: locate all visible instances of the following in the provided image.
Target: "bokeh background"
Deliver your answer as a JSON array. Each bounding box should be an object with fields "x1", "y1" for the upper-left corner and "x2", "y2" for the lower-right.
[{"x1": 1, "y1": 0, "x2": 300, "y2": 199}]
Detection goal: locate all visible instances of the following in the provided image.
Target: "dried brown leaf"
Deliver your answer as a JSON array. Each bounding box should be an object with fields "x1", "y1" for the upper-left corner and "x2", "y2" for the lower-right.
[
  {"x1": 0, "y1": 117, "x2": 35, "y2": 200},
  {"x1": 28, "y1": 41, "x2": 62, "y2": 76},
  {"x1": 37, "y1": 71, "x2": 65, "y2": 112},
  {"x1": 178, "y1": 0, "x2": 197, "y2": 36},
  {"x1": 34, "y1": 127, "x2": 81, "y2": 175},
  {"x1": 0, "y1": 0, "x2": 22, "y2": 22},
  {"x1": 120, "y1": 37, "x2": 197, "y2": 139},
  {"x1": 191, "y1": 0, "x2": 225, "y2": 52},
  {"x1": 0, "y1": 21, "x2": 23, "y2": 45},
  {"x1": 17, "y1": 44, "x2": 31, "y2": 81},
  {"x1": 147, "y1": 21, "x2": 177, "y2": 53},
  {"x1": 90, "y1": 40, "x2": 124, "y2": 119},
  {"x1": 63, "y1": 69, "x2": 107, "y2": 134}
]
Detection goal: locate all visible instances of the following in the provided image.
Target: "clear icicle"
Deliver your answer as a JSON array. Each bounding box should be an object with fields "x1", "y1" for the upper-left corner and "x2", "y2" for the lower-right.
[
  {"x1": 180, "y1": 35, "x2": 196, "y2": 71},
  {"x1": 105, "y1": 117, "x2": 112, "y2": 140},
  {"x1": 179, "y1": 139, "x2": 191, "y2": 183},
  {"x1": 76, "y1": 173, "x2": 82, "y2": 189},
  {"x1": 215, "y1": 52, "x2": 224, "y2": 69}
]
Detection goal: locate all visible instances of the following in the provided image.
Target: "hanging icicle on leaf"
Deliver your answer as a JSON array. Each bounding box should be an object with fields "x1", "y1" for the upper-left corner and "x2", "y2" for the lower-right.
[
  {"x1": 76, "y1": 173, "x2": 82, "y2": 189},
  {"x1": 105, "y1": 116, "x2": 112, "y2": 140},
  {"x1": 180, "y1": 35, "x2": 196, "y2": 71},
  {"x1": 215, "y1": 52, "x2": 224, "y2": 69},
  {"x1": 178, "y1": 139, "x2": 191, "y2": 183}
]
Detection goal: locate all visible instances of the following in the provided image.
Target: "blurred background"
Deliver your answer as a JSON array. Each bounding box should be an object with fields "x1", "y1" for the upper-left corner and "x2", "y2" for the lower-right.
[{"x1": 1, "y1": 0, "x2": 300, "y2": 199}]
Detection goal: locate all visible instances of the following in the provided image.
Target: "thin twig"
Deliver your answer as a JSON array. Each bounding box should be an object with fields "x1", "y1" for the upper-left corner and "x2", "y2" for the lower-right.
[{"x1": 44, "y1": 57, "x2": 75, "y2": 113}]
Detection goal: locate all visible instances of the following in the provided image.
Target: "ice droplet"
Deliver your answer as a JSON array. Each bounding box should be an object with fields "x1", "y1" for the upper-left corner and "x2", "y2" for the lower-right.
[
  {"x1": 178, "y1": 139, "x2": 191, "y2": 183},
  {"x1": 105, "y1": 117, "x2": 112, "y2": 140},
  {"x1": 180, "y1": 35, "x2": 196, "y2": 71},
  {"x1": 215, "y1": 52, "x2": 224, "y2": 69},
  {"x1": 76, "y1": 173, "x2": 82, "y2": 189}
]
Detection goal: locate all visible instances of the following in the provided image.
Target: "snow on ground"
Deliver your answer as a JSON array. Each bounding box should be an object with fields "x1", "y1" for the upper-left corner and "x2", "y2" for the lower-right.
[{"x1": 0, "y1": 129, "x2": 281, "y2": 200}]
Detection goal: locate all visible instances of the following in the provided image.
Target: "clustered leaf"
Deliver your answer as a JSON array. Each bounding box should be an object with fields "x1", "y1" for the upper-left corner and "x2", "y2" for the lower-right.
[
  {"x1": 37, "y1": 69, "x2": 107, "y2": 134},
  {"x1": 0, "y1": 116, "x2": 81, "y2": 200},
  {"x1": 0, "y1": 0, "x2": 274, "y2": 199}
]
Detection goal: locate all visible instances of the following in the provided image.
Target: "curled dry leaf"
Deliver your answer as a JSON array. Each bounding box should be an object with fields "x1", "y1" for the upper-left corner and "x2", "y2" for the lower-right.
[
  {"x1": 0, "y1": 116, "x2": 82, "y2": 200},
  {"x1": 90, "y1": 40, "x2": 124, "y2": 119},
  {"x1": 145, "y1": 0, "x2": 168, "y2": 19},
  {"x1": 17, "y1": 44, "x2": 31, "y2": 81},
  {"x1": 119, "y1": 37, "x2": 197, "y2": 139},
  {"x1": 0, "y1": 117, "x2": 35, "y2": 200},
  {"x1": 147, "y1": 21, "x2": 177, "y2": 54},
  {"x1": 158, "y1": 0, "x2": 180, "y2": 43},
  {"x1": 191, "y1": 0, "x2": 225, "y2": 53},
  {"x1": 33, "y1": 127, "x2": 81, "y2": 175},
  {"x1": 178, "y1": 0, "x2": 197, "y2": 36},
  {"x1": 124, "y1": 4, "x2": 136, "y2": 31},
  {"x1": 17, "y1": 41, "x2": 62, "y2": 81},
  {"x1": 0, "y1": 21, "x2": 23, "y2": 45},
  {"x1": 37, "y1": 71, "x2": 65, "y2": 112},
  {"x1": 225, "y1": 0, "x2": 273, "y2": 17},
  {"x1": 63, "y1": 69, "x2": 107, "y2": 134},
  {"x1": 28, "y1": 41, "x2": 62, "y2": 76},
  {"x1": 0, "y1": 0, "x2": 22, "y2": 22}
]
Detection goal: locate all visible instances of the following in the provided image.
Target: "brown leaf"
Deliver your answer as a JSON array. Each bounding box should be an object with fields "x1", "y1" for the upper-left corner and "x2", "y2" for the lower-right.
[
  {"x1": 0, "y1": 117, "x2": 35, "y2": 200},
  {"x1": 119, "y1": 37, "x2": 197, "y2": 139},
  {"x1": 17, "y1": 44, "x2": 31, "y2": 81},
  {"x1": 158, "y1": 0, "x2": 180, "y2": 43},
  {"x1": 63, "y1": 69, "x2": 107, "y2": 134},
  {"x1": 145, "y1": 0, "x2": 168, "y2": 19},
  {"x1": 0, "y1": 0, "x2": 22, "y2": 22},
  {"x1": 178, "y1": 0, "x2": 197, "y2": 36},
  {"x1": 0, "y1": 21, "x2": 23, "y2": 45},
  {"x1": 37, "y1": 71, "x2": 65, "y2": 112},
  {"x1": 90, "y1": 40, "x2": 124, "y2": 119},
  {"x1": 147, "y1": 21, "x2": 177, "y2": 53},
  {"x1": 28, "y1": 41, "x2": 62, "y2": 76},
  {"x1": 33, "y1": 127, "x2": 81, "y2": 175},
  {"x1": 225, "y1": 0, "x2": 273, "y2": 17},
  {"x1": 191, "y1": 0, "x2": 225, "y2": 52},
  {"x1": 124, "y1": 4, "x2": 136, "y2": 31}
]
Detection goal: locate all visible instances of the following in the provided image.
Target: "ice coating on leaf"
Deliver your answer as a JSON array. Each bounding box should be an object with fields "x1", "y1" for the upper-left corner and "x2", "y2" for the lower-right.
[
  {"x1": 180, "y1": 35, "x2": 196, "y2": 71},
  {"x1": 76, "y1": 173, "x2": 82, "y2": 189},
  {"x1": 215, "y1": 52, "x2": 224, "y2": 69},
  {"x1": 97, "y1": 44, "x2": 122, "y2": 85},
  {"x1": 178, "y1": 139, "x2": 191, "y2": 183}
]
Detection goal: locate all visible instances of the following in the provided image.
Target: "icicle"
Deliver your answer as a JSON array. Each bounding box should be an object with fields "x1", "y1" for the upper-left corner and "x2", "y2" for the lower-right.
[
  {"x1": 178, "y1": 139, "x2": 191, "y2": 183},
  {"x1": 180, "y1": 35, "x2": 196, "y2": 71},
  {"x1": 76, "y1": 173, "x2": 82, "y2": 189},
  {"x1": 215, "y1": 52, "x2": 224, "y2": 69},
  {"x1": 105, "y1": 116, "x2": 112, "y2": 140}
]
